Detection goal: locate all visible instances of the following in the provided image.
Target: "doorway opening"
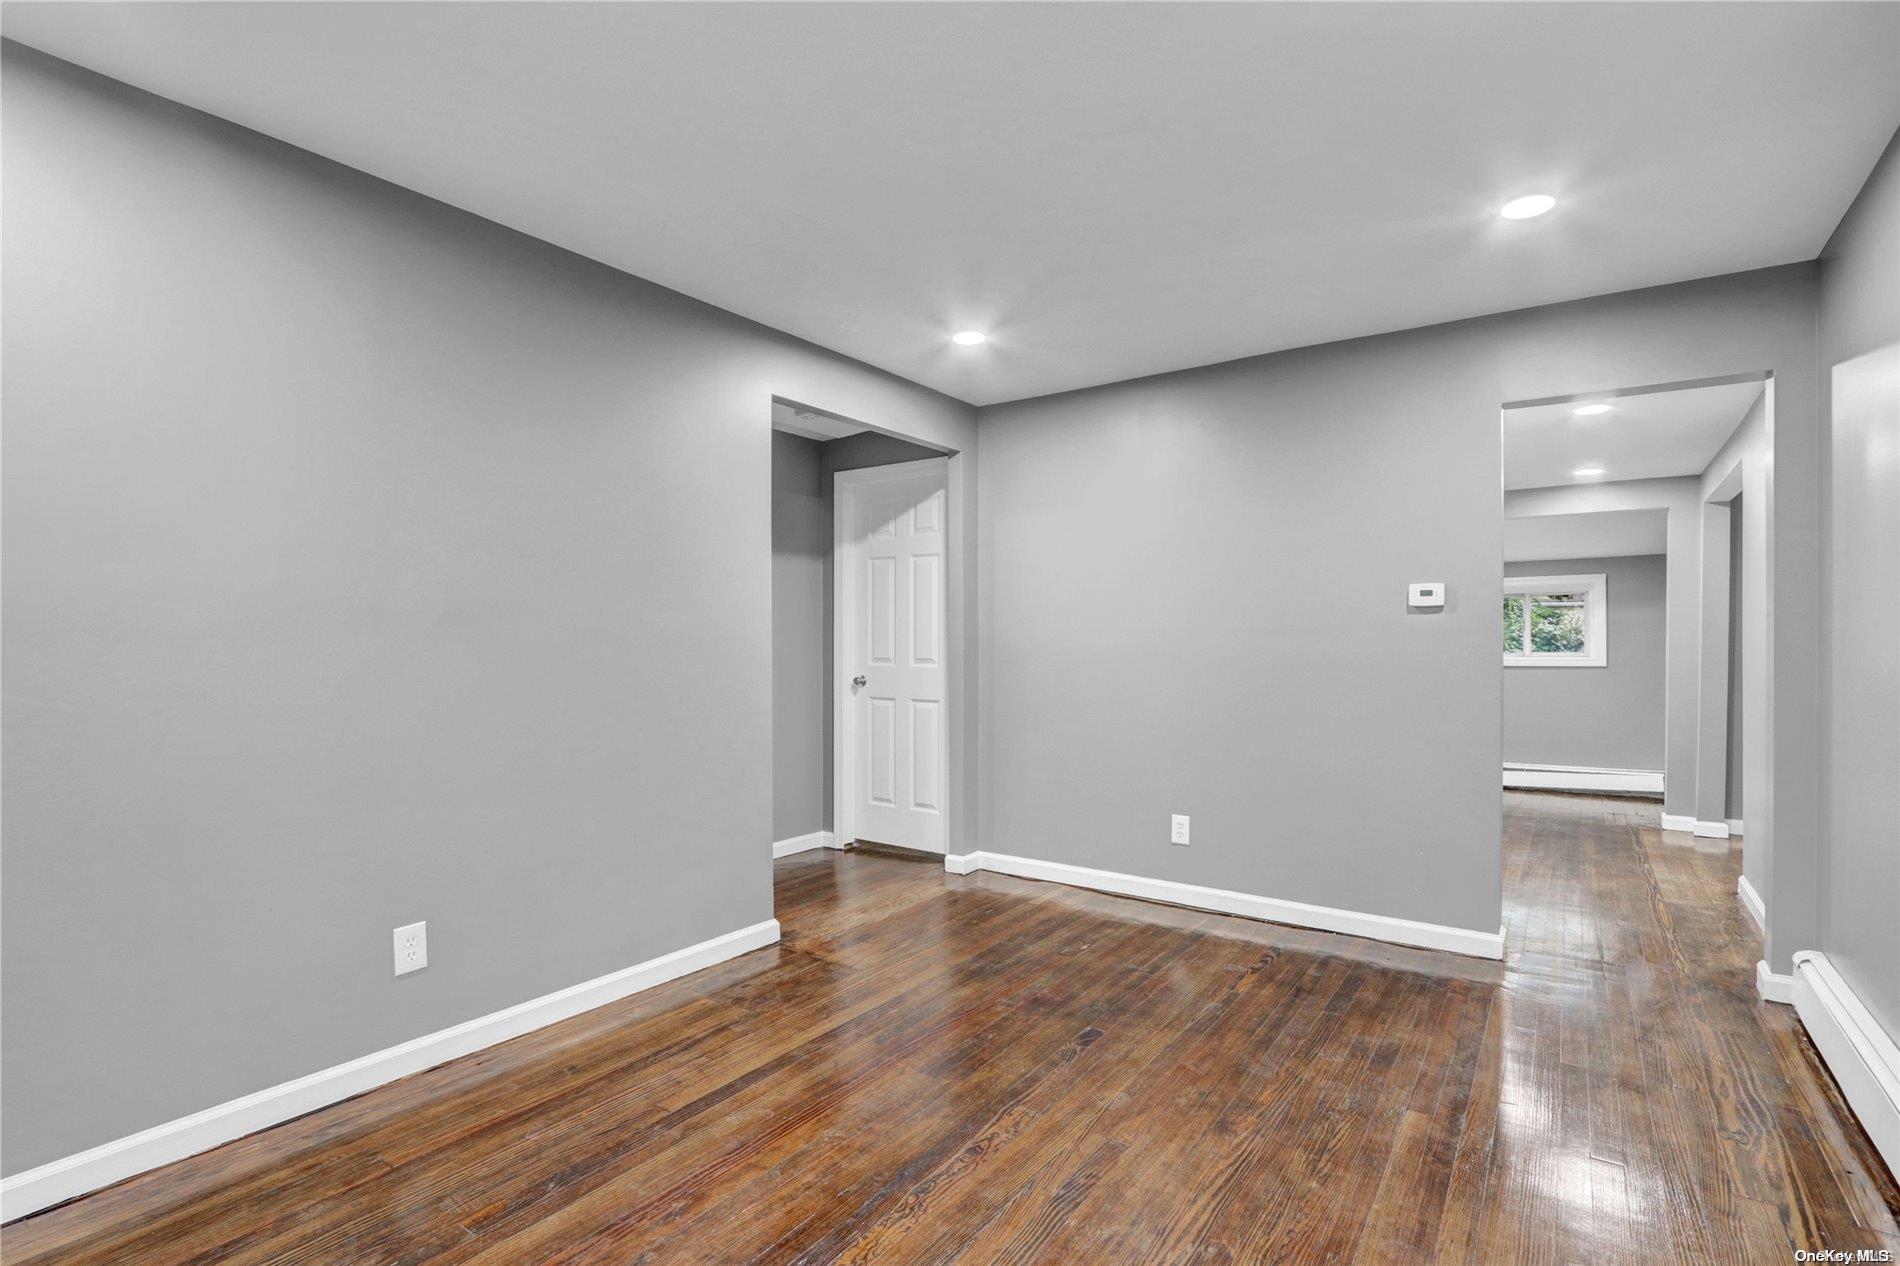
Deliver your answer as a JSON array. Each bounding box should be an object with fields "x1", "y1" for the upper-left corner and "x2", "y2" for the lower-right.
[
  {"x1": 769, "y1": 399, "x2": 957, "y2": 872},
  {"x1": 1498, "y1": 373, "x2": 1769, "y2": 934}
]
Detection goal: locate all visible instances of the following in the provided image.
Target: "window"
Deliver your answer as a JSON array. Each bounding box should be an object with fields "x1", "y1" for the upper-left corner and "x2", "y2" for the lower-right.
[{"x1": 1502, "y1": 573, "x2": 1606, "y2": 667}]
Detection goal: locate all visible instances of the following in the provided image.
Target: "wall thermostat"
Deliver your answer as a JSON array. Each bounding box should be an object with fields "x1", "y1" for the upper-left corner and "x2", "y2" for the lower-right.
[{"x1": 1408, "y1": 582, "x2": 1446, "y2": 608}]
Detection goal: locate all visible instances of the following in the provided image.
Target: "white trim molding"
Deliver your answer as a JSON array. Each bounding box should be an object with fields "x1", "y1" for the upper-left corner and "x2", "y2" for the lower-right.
[
  {"x1": 1691, "y1": 819, "x2": 1731, "y2": 839},
  {"x1": 1737, "y1": 874, "x2": 1765, "y2": 932},
  {"x1": 1725, "y1": 818, "x2": 1744, "y2": 836},
  {"x1": 1503, "y1": 762, "x2": 1663, "y2": 796},
  {"x1": 1660, "y1": 813, "x2": 1696, "y2": 833},
  {"x1": 0, "y1": 919, "x2": 781, "y2": 1223},
  {"x1": 1792, "y1": 951, "x2": 1900, "y2": 1177},
  {"x1": 943, "y1": 851, "x2": 1504, "y2": 961},
  {"x1": 1756, "y1": 959, "x2": 1794, "y2": 1005},
  {"x1": 772, "y1": 830, "x2": 838, "y2": 858}
]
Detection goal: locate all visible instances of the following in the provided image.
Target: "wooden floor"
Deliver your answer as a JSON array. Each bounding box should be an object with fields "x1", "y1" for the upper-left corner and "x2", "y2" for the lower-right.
[{"x1": 7, "y1": 792, "x2": 1897, "y2": 1263}]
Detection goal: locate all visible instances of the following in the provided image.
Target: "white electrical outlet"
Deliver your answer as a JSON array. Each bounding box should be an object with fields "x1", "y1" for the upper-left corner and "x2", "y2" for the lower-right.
[
  {"x1": 393, "y1": 921, "x2": 427, "y2": 976},
  {"x1": 1171, "y1": 814, "x2": 1190, "y2": 846}
]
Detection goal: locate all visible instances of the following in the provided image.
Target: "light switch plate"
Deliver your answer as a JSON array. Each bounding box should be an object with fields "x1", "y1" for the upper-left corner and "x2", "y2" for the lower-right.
[{"x1": 1408, "y1": 582, "x2": 1446, "y2": 608}]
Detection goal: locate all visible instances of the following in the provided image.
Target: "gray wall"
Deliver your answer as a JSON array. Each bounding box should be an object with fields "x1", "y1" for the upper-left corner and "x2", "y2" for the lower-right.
[
  {"x1": 772, "y1": 432, "x2": 830, "y2": 840},
  {"x1": 1690, "y1": 499, "x2": 1735, "y2": 826},
  {"x1": 978, "y1": 334, "x2": 1502, "y2": 935},
  {"x1": 1817, "y1": 126, "x2": 1900, "y2": 1043},
  {"x1": 1502, "y1": 555, "x2": 1666, "y2": 772},
  {"x1": 1727, "y1": 496, "x2": 1745, "y2": 819},
  {"x1": 0, "y1": 44, "x2": 976, "y2": 1175},
  {"x1": 978, "y1": 263, "x2": 1824, "y2": 947},
  {"x1": 770, "y1": 428, "x2": 941, "y2": 841}
]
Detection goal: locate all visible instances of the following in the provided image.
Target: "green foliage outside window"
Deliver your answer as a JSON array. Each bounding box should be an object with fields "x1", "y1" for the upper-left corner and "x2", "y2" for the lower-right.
[
  {"x1": 1504, "y1": 591, "x2": 1587, "y2": 656},
  {"x1": 1502, "y1": 595, "x2": 1524, "y2": 653},
  {"x1": 1530, "y1": 595, "x2": 1586, "y2": 653}
]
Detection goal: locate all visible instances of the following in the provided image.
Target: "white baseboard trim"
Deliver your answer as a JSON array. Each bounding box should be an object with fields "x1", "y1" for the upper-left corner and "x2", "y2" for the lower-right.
[
  {"x1": 1660, "y1": 813, "x2": 1697, "y2": 833},
  {"x1": 1756, "y1": 959, "x2": 1794, "y2": 1005},
  {"x1": 772, "y1": 830, "x2": 837, "y2": 858},
  {"x1": 1793, "y1": 951, "x2": 1900, "y2": 1178},
  {"x1": 1737, "y1": 874, "x2": 1766, "y2": 933},
  {"x1": 1692, "y1": 819, "x2": 1732, "y2": 839},
  {"x1": 1502, "y1": 762, "x2": 1664, "y2": 795},
  {"x1": 941, "y1": 851, "x2": 1504, "y2": 961},
  {"x1": 0, "y1": 918, "x2": 781, "y2": 1223},
  {"x1": 1726, "y1": 818, "x2": 1745, "y2": 835}
]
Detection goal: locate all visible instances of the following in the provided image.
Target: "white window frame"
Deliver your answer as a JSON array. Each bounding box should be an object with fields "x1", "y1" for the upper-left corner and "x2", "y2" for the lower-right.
[{"x1": 1502, "y1": 573, "x2": 1607, "y2": 668}]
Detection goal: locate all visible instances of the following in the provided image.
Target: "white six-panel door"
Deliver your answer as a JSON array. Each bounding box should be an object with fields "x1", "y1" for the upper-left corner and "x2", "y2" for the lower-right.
[{"x1": 835, "y1": 459, "x2": 948, "y2": 854}]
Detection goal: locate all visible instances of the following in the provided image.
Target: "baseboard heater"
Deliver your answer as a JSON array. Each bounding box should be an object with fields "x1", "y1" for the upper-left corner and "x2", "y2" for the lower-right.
[
  {"x1": 1792, "y1": 952, "x2": 1900, "y2": 1181},
  {"x1": 1502, "y1": 762, "x2": 1664, "y2": 797}
]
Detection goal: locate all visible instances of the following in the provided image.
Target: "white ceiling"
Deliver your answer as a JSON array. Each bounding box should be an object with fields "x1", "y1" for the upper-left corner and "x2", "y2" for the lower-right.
[
  {"x1": 5, "y1": 3, "x2": 1898, "y2": 406},
  {"x1": 1503, "y1": 379, "x2": 1764, "y2": 491},
  {"x1": 1504, "y1": 509, "x2": 1668, "y2": 564}
]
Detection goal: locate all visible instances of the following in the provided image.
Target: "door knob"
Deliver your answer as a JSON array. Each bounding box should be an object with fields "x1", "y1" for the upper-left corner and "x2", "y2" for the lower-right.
[{"x1": 852, "y1": 675, "x2": 867, "y2": 688}]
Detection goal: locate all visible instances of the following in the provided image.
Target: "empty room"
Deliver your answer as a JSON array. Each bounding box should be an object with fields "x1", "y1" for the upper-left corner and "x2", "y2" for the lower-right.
[{"x1": 3, "y1": 3, "x2": 1898, "y2": 1262}]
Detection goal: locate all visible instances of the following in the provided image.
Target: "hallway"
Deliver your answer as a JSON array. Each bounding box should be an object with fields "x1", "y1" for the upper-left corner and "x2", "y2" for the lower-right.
[{"x1": 6, "y1": 793, "x2": 1896, "y2": 1262}]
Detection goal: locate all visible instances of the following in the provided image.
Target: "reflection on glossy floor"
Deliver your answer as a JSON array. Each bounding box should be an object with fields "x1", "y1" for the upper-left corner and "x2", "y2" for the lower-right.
[{"x1": 8, "y1": 791, "x2": 1897, "y2": 1263}]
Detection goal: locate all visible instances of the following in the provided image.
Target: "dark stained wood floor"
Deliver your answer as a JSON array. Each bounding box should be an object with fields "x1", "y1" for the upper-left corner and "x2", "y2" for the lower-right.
[{"x1": 7, "y1": 791, "x2": 1897, "y2": 1263}]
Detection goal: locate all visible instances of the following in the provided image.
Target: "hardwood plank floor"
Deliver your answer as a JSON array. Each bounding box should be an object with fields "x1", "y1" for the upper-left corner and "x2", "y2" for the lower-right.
[{"x1": 6, "y1": 791, "x2": 1896, "y2": 1262}]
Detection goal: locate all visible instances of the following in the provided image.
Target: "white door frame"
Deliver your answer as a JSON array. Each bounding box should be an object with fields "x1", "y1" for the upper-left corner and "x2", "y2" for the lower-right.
[{"x1": 834, "y1": 456, "x2": 952, "y2": 852}]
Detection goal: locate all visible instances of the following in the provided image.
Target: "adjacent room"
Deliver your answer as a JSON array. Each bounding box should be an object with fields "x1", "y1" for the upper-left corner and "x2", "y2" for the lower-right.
[
  {"x1": 1500, "y1": 377, "x2": 1766, "y2": 826},
  {"x1": 3, "y1": 3, "x2": 1897, "y2": 1262}
]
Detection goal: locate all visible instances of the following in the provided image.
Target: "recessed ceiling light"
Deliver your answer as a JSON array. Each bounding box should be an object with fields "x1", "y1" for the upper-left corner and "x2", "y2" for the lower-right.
[
  {"x1": 1573, "y1": 403, "x2": 1612, "y2": 417},
  {"x1": 1574, "y1": 466, "x2": 1606, "y2": 480},
  {"x1": 1500, "y1": 194, "x2": 1557, "y2": 220},
  {"x1": 951, "y1": 330, "x2": 987, "y2": 346}
]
